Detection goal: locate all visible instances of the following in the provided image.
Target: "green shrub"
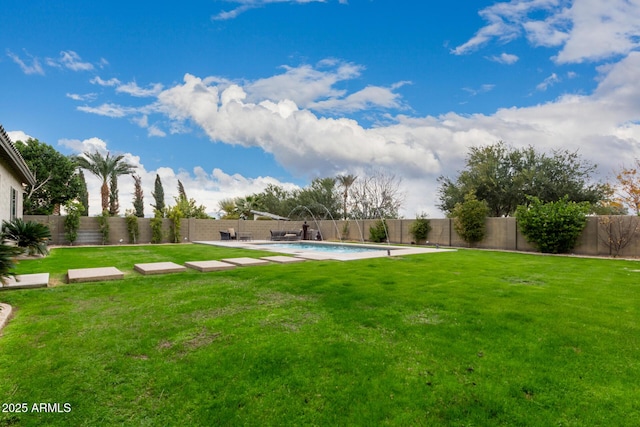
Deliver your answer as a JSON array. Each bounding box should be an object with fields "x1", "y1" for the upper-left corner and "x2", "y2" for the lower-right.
[
  {"x1": 516, "y1": 196, "x2": 590, "y2": 254},
  {"x1": 125, "y1": 212, "x2": 139, "y2": 244},
  {"x1": 64, "y1": 200, "x2": 83, "y2": 245},
  {"x1": 369, "y1": 219, "x2": 388, "y2": 243},
  {"x1": 97, "y1": 210, "x2": 110, "y2": 245},
  {"x1": 409, "y1": 213, "x2": 432, "y2": 244},
  {"x1": 452, "y1": 193, "x2": 489, "y2": 245},
  {"x1": 150, "y1": 209, "x2": 164, "y2": 244},
  {"x1": 166, "y1": 204, "x2": 183, "y2": 243},
  {"x1": 2, "y1": 218, "x2": 51, "y2": 256}
]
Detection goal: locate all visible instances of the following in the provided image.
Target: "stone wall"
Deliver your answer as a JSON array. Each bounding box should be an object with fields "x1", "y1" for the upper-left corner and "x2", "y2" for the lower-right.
[{"x1": 24, "y1": 215, "x2": 640, "y2": 257}]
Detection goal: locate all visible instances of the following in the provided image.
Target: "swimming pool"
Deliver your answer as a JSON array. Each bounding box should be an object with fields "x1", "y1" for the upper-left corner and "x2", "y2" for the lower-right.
[
  {"x1": 195, "y1": 239, "x2": 451, "y2": 261},
  {"x1": 257, "y1": 242, "x2": 389, "y2": 254}
]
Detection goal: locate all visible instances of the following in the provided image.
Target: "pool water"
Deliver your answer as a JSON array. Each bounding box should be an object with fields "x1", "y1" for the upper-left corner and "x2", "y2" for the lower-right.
[{"x1": 259, "y1": 242, "x2": 388, "y2": 254}]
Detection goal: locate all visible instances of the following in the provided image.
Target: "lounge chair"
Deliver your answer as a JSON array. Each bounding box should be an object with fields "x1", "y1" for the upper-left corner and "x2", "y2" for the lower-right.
[{"x1": 228, "y1": 228, "x2": 237, "y2": 240}]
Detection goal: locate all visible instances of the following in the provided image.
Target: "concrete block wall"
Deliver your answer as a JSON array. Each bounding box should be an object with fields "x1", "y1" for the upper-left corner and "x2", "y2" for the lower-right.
[{"x1": 23, "y1": 215, "x2": 640, "y2": 257}]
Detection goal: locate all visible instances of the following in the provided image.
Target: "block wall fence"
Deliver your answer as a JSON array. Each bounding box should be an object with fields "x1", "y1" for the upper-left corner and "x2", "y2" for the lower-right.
[{"x1": 24, "y1": 215, "x2": 640, "y2": 258}]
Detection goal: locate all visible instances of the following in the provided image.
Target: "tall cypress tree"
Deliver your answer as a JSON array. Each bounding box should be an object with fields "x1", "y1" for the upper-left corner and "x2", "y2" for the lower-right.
[
  {"x1": 78, "y1": 170, "x2": 89, "y2": 216},
  {"x1": 132, "y1": 175, "x2": 144, "y2": 217},
  {"x1": 151, "y1": 174, "x2": 165, "y2": 214},
  {"x1": 177, "y1": 180, "x2": 187, "y2": 201}
]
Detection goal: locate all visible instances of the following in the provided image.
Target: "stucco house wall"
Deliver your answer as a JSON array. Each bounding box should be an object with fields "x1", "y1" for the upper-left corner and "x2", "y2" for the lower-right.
[{"x1": 0, "y1": 125, "x2": 36, "y2": 223}]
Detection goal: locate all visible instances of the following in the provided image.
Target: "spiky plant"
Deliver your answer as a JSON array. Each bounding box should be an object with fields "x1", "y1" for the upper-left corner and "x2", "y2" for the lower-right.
[
  {"x1": 0, "y1": 243, "x2": 22, "y2": 284},
  {"x1": 1, "y1": 218, "x2": 52, "y2": 256}
]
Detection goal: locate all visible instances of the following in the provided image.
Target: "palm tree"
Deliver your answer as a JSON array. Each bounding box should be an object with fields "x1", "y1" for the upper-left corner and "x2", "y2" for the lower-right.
[
  {"x1": 337, "y1": 174, "x2": 357, "y2": 220},
  {"x1": 76, "y1": 151, "x2": 135, "y2": 213}
]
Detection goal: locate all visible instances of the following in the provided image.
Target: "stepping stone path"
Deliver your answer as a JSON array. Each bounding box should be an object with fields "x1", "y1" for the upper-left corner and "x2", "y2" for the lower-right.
[
  {"x1": 260, "y1": 256, "x2": 306, "y2": 264},
  {"x1": 68, "y1": 267, "x2": 123, "y2": 284},
  {"x1": 1, "y1": 273, "x2": 50, "y2": 289},
  {"x1": 220, "y1": 257, "x2": 271, "y2": 267},
  {"x1": 134, "y1": 262, "x2": 187, "y2": 275},
  {"x1": 185, "y1": 260, "x2": 236, "y2": 272}
]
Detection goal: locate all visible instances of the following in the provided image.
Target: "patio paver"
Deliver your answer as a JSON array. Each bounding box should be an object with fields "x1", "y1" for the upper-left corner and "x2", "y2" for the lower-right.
[
  {"x1": 260, "y1": 256, "x2": 306, "y2": 264},
  {"x1": 1, "y1": 273, "x2": 50, "y2": 289},
  {"x1": 220, "y1": 257, "x2": 271, "y2": 267},
  {"x1": 134, "y1": 262, "x2": 187, "y2": 275},
  {"x1": 185, "y1": 260, "x2": 237, "y2": 272},
  {"x1": 68, "y1": 267, "x2": 123, "y2": 284}
]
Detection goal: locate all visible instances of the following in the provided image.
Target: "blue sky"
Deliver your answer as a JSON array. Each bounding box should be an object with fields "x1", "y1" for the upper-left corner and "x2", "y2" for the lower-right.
[{"x1": 2, "y1": 0, "x2": 640, "y2": 216}]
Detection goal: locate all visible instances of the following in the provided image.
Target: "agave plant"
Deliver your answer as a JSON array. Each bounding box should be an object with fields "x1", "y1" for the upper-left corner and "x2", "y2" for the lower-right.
[{"x1": 2, "y1": 218, "x2": 52, "y2": 256}]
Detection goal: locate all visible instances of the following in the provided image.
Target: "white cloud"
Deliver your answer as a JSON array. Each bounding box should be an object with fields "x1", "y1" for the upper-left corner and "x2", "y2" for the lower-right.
[
  {"x1": 6, "y1": 50, "x2": 44, "y2": 75},
  {"x1": 91, "y1": 76, "x2": 121, "y2": 87},
  {"x1": 74, "y1": 53, "x2": 640, "y2": 216},
  {"x1": 116, "y1": 81, "x2": 164, "y2": 97},
  {"x1": 58, "y1": 51, "x2": 94, "y2": 71},
  {"x1": 77, "y1": 103, "x2": 139, "y2": 118},
  {"x1": 245, "y1": 61, "x2": 363, "y2": 107},
  {"x1": 489, "y1": 52, "x2": 520, "y2": 64},
  {"x1": 66, "y1": 92, "x2": 98, "y2": 102},
  {"x1": 212, "y1": 0, "x2": 342, "y2": 21},
  {"x1": 58, "y1": 137, "x2": 299, "y2": 217},
  {"x1": 7, "y1": 130, "x2": 34, "y2": 143},
  {"x1": 462, "y1": 84, "x2": 496, "y2": 96},
  {"x1": 454, "y1": 0, "x2": 640, "y2": 64},
  {"x1": 536, "y1": 72, "x2": 560, "y2": 91}
]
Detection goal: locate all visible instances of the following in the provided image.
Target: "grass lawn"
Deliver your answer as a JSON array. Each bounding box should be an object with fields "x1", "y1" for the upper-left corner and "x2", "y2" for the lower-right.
[{"x1": 1, "y1": 244, "x2": 639, "y2": 426}]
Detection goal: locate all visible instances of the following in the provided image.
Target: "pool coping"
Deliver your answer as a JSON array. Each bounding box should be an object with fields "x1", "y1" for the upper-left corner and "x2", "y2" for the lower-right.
[{"x1": 194, "y1": 240, "x2": 454, "y2": 261}]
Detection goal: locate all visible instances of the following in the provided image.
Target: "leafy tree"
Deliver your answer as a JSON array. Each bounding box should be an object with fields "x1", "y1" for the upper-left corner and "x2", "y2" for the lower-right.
[
  {"x1": 15, "y1": 138, "x2": 81, "y2": 215},
  {"x1": 337, "y1": 174, "x2": 357, "y2": 220},
  {"x1": 516, "y1": 196, "x2": 590, "y2": 254},
  {"x1": 254, "y1": 184, "x2": 295, "y2": 218},
  {"x1": 452, "y1": 192, "x2": 489, "y2": 245},
  {"x1": 293, "y1": 177, "x2": 341, "y2": 219},
  {"x1": 151, "y1": 174, "x2": 165, "y2": 214},
  {"x1": 611, "y1": 160, "x2": 640, "y2": 215},
  {"x1": 76, "y1": 151, "x2": 135, "y2": 213},
  {"x1": 218, "y1": 198, "x2": 240, "y2": 219},
  {"x1": 132, "y1": 175, "x2": 144, "y2": 217},
  {"x1": 77, "y1": 171, "x2": 89, "y2": 216},
  {"x1": 409, "y1": 213, "x2": 432, "y2": 244},
  {"x1": 2, "y1": 218, "x2": 51, "y2": 256},
  {"x1": 234, "y1": 195, "x2": 264, "y2": 220},
  {"x1": 438, "y1": 142, "x2": 606, "y2": 217}
]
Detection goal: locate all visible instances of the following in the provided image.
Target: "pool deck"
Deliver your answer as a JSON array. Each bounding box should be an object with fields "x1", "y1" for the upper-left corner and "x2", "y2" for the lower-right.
[{"x1": 194, "y1": 240, "x2": 454, "y2": 261}]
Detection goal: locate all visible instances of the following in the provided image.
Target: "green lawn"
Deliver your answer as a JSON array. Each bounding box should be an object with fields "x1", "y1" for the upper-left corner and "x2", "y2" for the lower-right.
[{"x1": 1, "y1": 245, "x2": 639, "y2": 426}]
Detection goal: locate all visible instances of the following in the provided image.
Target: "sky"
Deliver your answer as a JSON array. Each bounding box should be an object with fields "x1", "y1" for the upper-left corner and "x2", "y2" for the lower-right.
[{"x1": 2, "y1": 0, "x2": 640, "y2": 218}]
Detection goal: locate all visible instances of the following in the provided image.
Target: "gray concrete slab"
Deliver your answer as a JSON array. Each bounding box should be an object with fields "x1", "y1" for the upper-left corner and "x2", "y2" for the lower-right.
[
  {"x1": 134, "y1": 262, "x2": 187, "y2": 275},
  {"x1": 294, "y1": 253, "x2": 337, "y2": 261},
  {"x1": 260, "y1": 256, "x2": 306, "y2": 264},
  {"x1": 185, "y1": 260, "x2": 236, "y2": 272},
  {"x1": 1, "y1": 273, "x2": 50, "y2": 289},
  {"x1": 68, "y1": 267, "x2": 123, "y2": 283},
  {"x1": 0, "y1": 303, "x2": 13, "y2": 331},
  {"x1": 220, "y1": 257, "x2": 271, "y2": 267}
]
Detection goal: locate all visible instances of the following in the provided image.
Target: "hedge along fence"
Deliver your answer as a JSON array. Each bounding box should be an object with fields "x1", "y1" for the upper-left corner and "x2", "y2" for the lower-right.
[{"x1": 24, "y1": 215, "x2": 640, "y2": 258}]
